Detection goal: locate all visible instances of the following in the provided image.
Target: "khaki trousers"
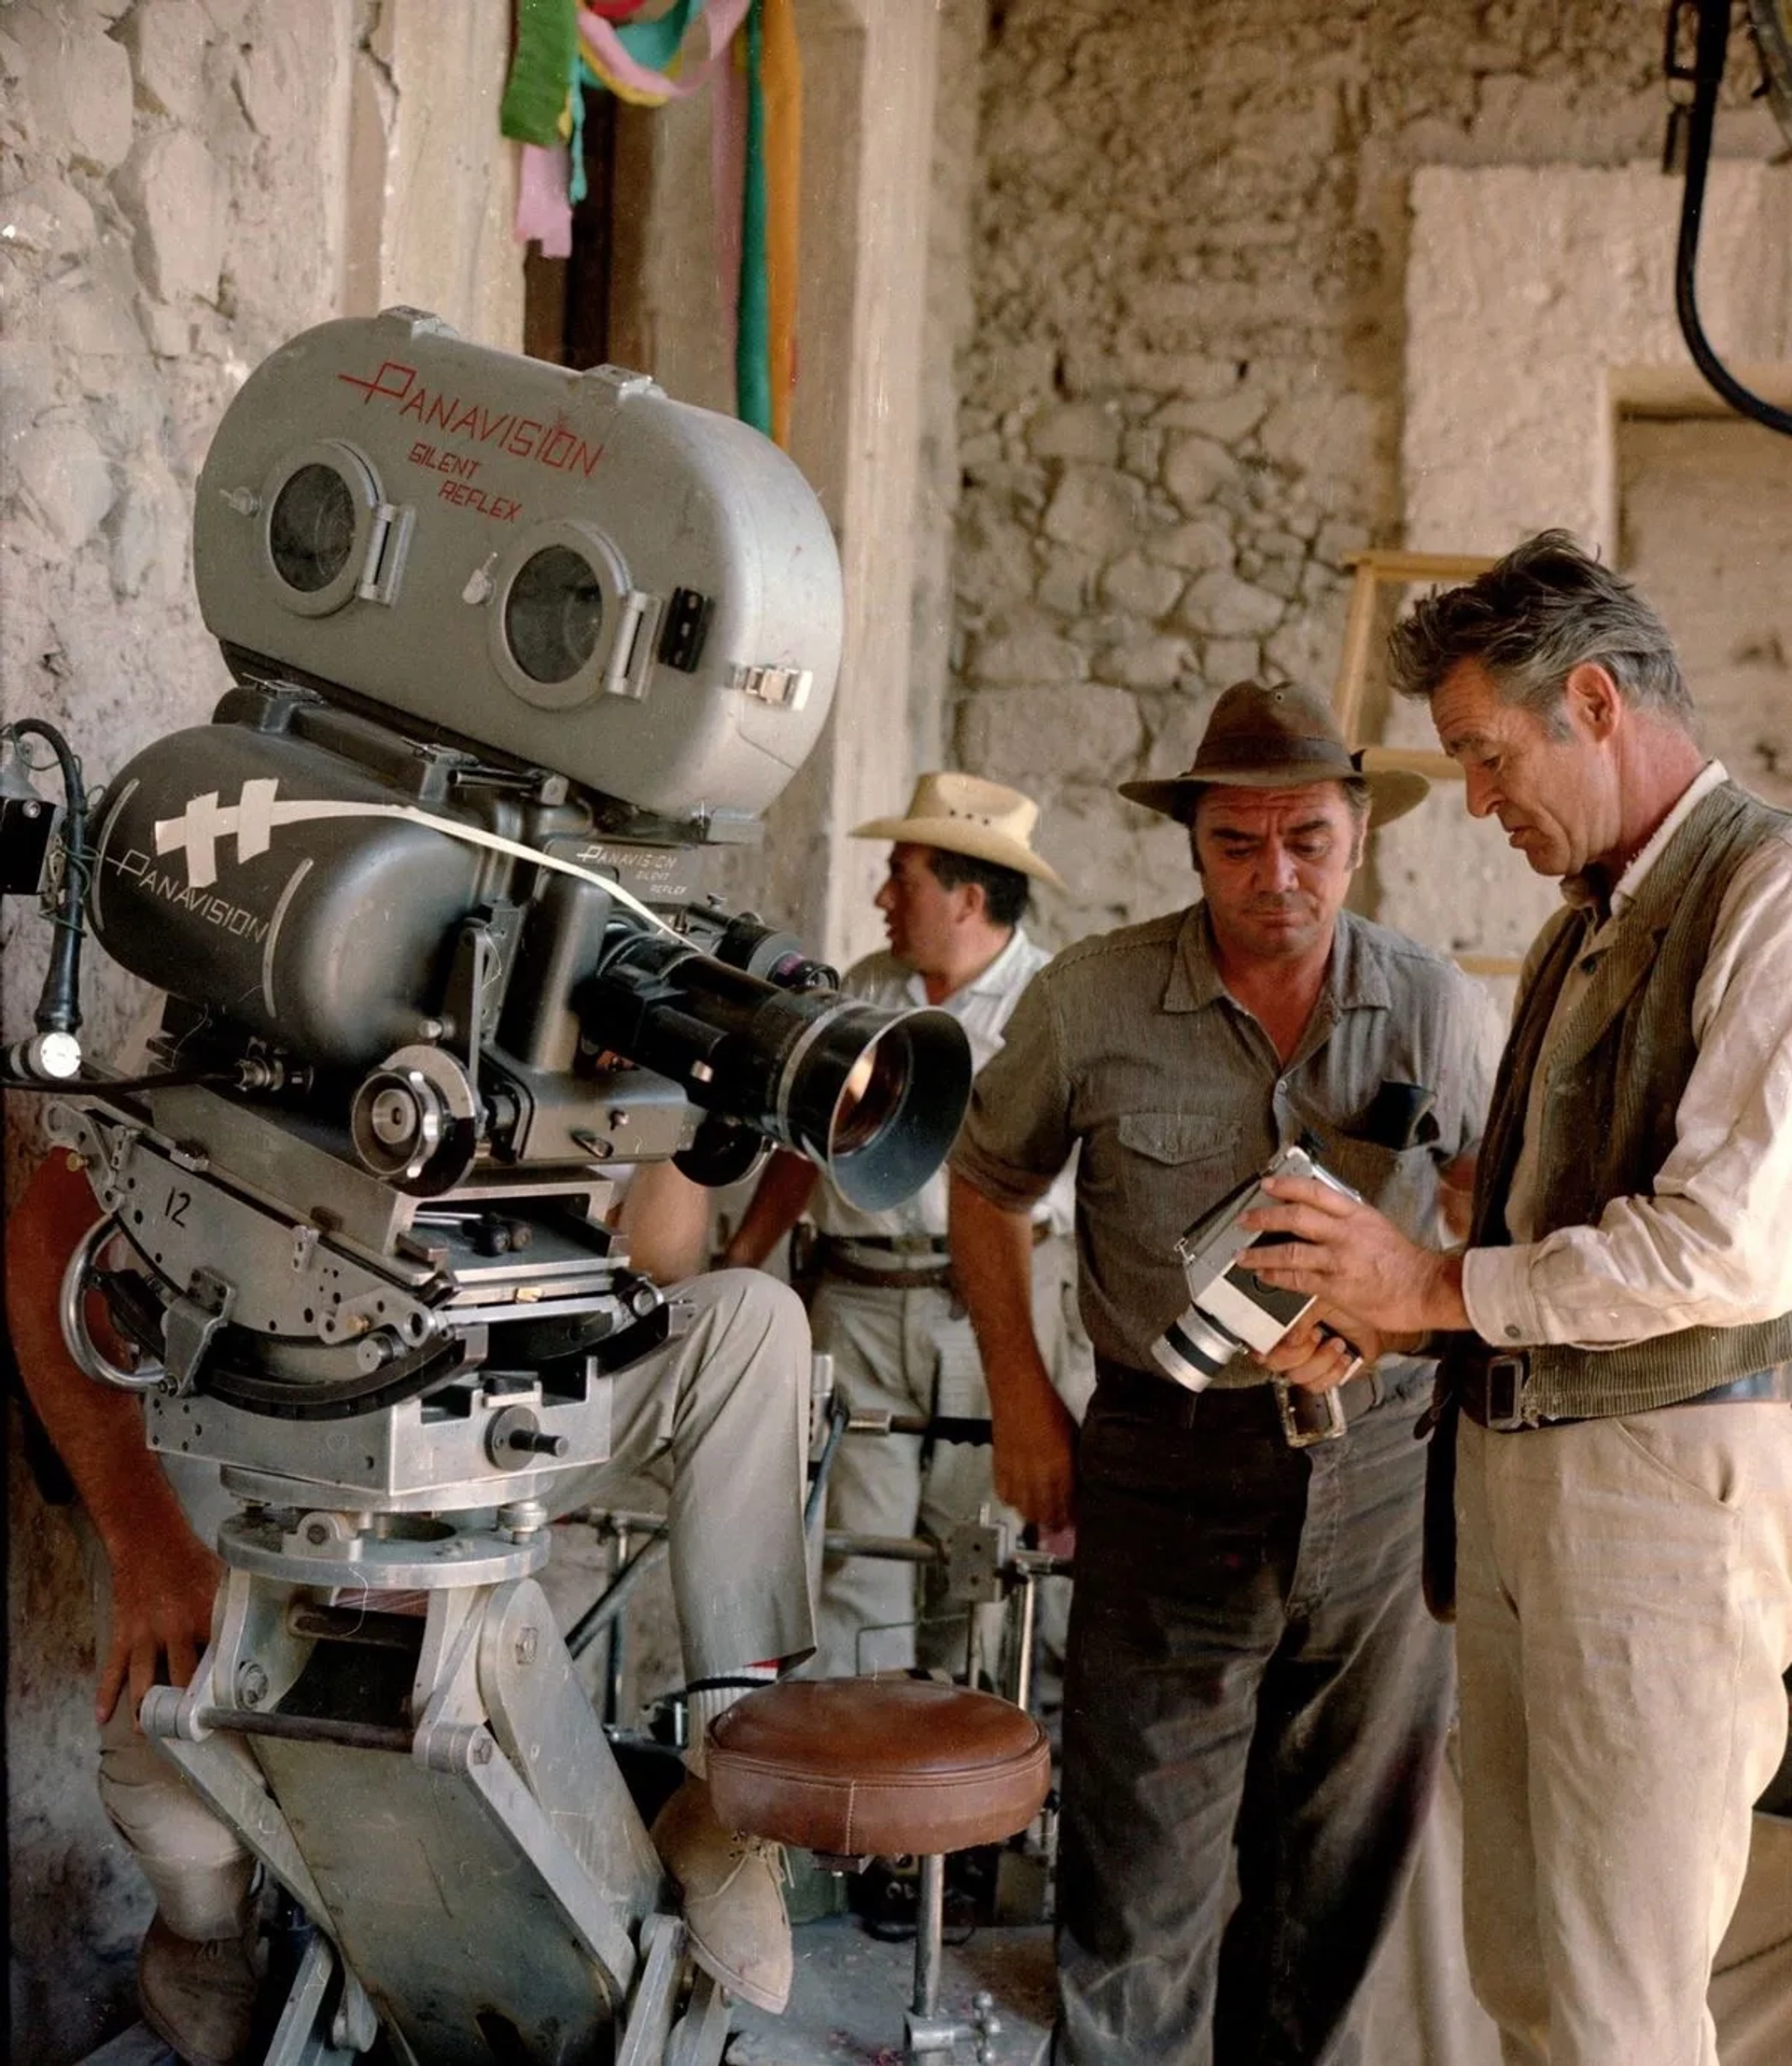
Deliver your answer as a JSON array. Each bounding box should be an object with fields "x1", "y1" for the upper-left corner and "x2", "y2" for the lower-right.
[
  {"x1": 1454, "y1": 1402, "x2": 1792, "y2": 2066},
  {"x1": 1358, "y1": 1742, "x2": 1792, "y2": 2066},
  {"x1": 93, "y1": 1269, "x2": 812, "y2": 1937},
  {"x1": 806, "y1": 1232, "x2": 1091, "y2": 1680}
]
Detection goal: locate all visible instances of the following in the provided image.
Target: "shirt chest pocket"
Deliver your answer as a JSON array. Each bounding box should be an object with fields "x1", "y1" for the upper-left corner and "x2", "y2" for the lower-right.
[{"x1": 1113, "y1": 1111, "x2": 1249, "y2": 1243}]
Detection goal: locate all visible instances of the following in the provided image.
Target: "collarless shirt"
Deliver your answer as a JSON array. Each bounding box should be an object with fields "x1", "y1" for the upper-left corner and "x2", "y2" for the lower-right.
[
  {"x1": 812, "y1": 925, "x2": 1073, "y2": 1243},
  {"x1": 1463, "y1": 758, "x2": 1792, "y2": 1348},
  {"x1": 951, "y1": 903, "x2": 1499, "y2": 1376}
]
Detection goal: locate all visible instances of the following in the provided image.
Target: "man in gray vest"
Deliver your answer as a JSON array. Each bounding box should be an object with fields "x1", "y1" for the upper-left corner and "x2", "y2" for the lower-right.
[
  {"x1": 1248, "y1": 531, "x2": 1792, "y2": 2066},
  {"x1": 949, "y1": 682, "x2": 1500, "y2": 2065}
]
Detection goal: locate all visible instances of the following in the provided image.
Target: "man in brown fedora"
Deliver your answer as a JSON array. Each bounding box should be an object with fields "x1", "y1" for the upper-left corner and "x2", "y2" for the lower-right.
[
  {"x1": 724, "y1": 771, "x2": 1092, "y2": 1678},
  {"x1": 948, "y1": 682, "x2": 1500, "y2": 2065}
]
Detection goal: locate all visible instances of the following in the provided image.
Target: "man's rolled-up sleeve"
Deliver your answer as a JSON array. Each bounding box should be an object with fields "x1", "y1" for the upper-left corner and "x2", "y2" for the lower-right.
[{"x1": 948, "y1": 971, "x2": 1073, "y2": 1214}]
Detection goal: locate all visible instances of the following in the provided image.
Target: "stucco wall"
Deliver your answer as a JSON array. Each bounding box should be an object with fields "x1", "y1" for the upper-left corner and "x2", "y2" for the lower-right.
[{"x1": 946, "y1": 0, "x2": 1779, "y2": 954}]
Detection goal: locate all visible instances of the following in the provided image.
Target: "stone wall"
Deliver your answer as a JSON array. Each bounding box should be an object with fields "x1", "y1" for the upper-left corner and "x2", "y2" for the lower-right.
[
  {"x1": 1, "y1": 6, "x2": 521, "y2": 2051},
  {"x1": 947, "y1": 0, "x2": 1779, "y2": 954},
  {"x1": 3, "y1": 9, "x2": 357, "y2": 2048},
  {"x1": 1, "y1": 0, "x2": 357, "y2": 1181},
  {"x1": 1379, "y1": 154, "x2": 1792, "y2": 966}
]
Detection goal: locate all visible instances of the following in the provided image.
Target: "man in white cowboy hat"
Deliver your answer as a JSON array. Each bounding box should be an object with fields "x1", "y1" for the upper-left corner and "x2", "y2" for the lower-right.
[
  {"x1": 723, "y1": 770, "x2": 1092, "y2": 1678},
  {"x1": 947, "y1": 681, "x2": 1502, "y2": 2066}
]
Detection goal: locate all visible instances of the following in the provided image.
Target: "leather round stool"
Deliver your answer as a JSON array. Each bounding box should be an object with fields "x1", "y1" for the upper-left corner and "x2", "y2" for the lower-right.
[{"x1": 707, "y1": 1678, "x2": 1052, "y2": 2061}]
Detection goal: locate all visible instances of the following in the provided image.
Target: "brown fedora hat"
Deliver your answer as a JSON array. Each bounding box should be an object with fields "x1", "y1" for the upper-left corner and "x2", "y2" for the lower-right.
[{"x1": 1117, "y1": 681, "x2": 1429, "y2": 828}]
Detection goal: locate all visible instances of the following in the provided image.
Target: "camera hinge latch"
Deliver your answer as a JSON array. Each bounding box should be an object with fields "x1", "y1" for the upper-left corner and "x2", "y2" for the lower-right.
[
  {"x1": 357, "y1": 500, "x2": 415, "y2": 607},
  {"x1": 161, "y1": 1266, "x2": 236, "y2": 1397},
  {"x1": 731, "y1": 661, "x2": 815, "y2": 710}
]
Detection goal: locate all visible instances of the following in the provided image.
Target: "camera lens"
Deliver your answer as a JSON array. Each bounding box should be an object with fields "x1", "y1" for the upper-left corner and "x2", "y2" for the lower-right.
[
  {"x1": 1151, "y1": 1307, "x2": 1238, "y2": 1393},
  {"x1": 504, "y1": 545, "x2": 606, "y2": 684},
  {"x1": 269, "y1": 464, "x2": 357, "y2": 593}
]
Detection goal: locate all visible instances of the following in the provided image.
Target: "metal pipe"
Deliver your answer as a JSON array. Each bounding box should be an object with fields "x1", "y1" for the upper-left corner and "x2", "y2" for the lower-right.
[
  {"x1": 194, "y1": 1707, "x2": 413, "y2": 1753},
  {"x1": 603, "y1": 1522, "x2": 630, "y2": 1727},
  {"x1": 805, "y1": 1398, "x2": 850, "y2": 1539},
  {"x1": 1010, "y1": 1571, "x2": 1040, "y2": 1714},
  {"x1": 914, "y1": 1852, "x2": 945, "y2": 2019},
  {"x1": 566, "y1": 1534, "x2": 669, "y2": 1661},
  {"x1": 820, "y1": 1530, "x2": 943, "y2": 1566}
]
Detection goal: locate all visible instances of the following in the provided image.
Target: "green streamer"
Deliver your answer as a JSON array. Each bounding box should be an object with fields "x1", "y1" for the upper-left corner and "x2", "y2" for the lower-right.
[
  {"x1": 500, "y1": 0, "x2": 579, "y2": 146},
  {"x1": 735, "y1": 0, "x2": 771, "y2": 435}
]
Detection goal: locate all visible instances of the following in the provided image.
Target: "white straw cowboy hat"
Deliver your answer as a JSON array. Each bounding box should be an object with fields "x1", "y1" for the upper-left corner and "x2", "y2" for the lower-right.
[
  {"x1": 850, "y1": 771, "x2": 1067, "y2": 890},
  {"x1": 1118, "y1": 681, "x2": 1429, "y2": 828}
]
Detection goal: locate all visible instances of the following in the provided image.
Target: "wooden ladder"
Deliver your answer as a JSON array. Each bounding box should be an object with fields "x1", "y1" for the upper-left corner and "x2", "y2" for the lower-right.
[{"x1": 1329, "y1": 549, "x2": 1521, "y2": 980}]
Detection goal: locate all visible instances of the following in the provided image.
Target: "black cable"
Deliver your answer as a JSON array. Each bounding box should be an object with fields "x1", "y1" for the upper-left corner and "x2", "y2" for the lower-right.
[
  {"x1": 5, "y1": 719, "x2": 89, "y2": 1038},
  {"x1": 0, "y1": 1069, "x2": 237, "y2": 1094},
  {"x1": 1673, "y1": 0, "x2": 1792, "y2": 436}
]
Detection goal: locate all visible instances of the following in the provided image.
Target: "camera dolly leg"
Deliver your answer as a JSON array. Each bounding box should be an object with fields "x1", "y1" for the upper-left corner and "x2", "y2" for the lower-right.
[{"x1": 138, "y1": 1510, "x2": 729, "y2": 2065}]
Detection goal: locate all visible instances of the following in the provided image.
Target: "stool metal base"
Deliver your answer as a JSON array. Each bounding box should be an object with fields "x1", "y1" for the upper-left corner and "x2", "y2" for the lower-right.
[{"x1": 902, "y1": 1854, "x2": 1001, "y2": 2063}]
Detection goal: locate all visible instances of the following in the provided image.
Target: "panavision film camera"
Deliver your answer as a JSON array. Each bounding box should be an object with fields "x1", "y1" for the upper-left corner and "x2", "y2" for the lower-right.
[
  {"x1": 1153, "y1": 1138, "x2": 1365, "y2": 1441},
  {"x1": 3, "y1": 309, "x2": 973, "y2": 2064}
]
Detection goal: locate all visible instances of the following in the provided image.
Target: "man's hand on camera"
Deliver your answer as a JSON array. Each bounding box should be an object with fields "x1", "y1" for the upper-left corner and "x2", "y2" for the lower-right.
[
  {"x1": 1257, "y1": 1310, "x2": 1376, "y2": 1391},
  {"x1": 1242, "y1": 1175, "x2": 1469, "y2": 1335},
  {"x1": 99, "y1": 1527, "x2": 225, "y2": 1730},
  {"x1": 990, "y1": 1371, "x2": 1078, "y2": 1536}
]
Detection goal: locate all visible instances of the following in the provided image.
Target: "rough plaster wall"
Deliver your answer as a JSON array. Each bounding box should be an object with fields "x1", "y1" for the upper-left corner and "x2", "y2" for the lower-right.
[
  {"x1": 906, "y1": 0, "x2": 985, "y2": 780},
  {"x1": 949, "y1": 0, "x2": 1780, "y2": 955},
  {"x1": 1, "y1": 4, "x2": 528, "y2": 2052},
  {"x1": 608, "y1": 0, "x2": 939, "y2": 977},
  {"x1": 1620, "y1": 415, "x2": 1792, "y2": 801},
  {"x1": 1, "y1": 0, "x2": 355, "y2": 1162},
  {"x1": 1379, "y1": 155, "x2": 1792, "y2": 968},
  {"x1": 1, "y1": 7, "x2": 356, "y2": 2048}
]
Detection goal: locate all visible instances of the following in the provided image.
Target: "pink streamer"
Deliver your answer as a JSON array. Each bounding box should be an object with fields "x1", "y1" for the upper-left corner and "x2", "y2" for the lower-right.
[{"x1": 515, "y1": 142, "x2": 574, "y2": 259}]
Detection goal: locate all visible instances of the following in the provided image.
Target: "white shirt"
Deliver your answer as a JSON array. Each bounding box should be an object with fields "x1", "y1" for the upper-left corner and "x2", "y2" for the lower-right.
[
  {"x1": 1463, "y1": 761, "x2": 1792, "y2": 1348},
  {"x1": 812, "y1": 926, "x2": 1075, "y2": 1244}
]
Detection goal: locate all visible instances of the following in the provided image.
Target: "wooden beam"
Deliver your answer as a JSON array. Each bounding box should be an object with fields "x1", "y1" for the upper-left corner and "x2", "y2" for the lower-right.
[
  {"x1": 1340, "y1": 549, "x2": 1499, "y2": 583},
  {"x1": 1330, "y1": 561, "x2": 1382, "y2": 742},
  {"x1": 1357, "y1": 744, "x2": 1463, "y2": 782}
]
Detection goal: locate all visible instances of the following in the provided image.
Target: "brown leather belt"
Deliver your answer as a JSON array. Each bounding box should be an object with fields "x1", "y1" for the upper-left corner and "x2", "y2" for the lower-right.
[
  {"x1": 1455, "y1": 1354, "x2": 1792, "y2": 1432},
  {"x1": 815, "y1": 1222, "x2": 1052, "y2": 1294}
]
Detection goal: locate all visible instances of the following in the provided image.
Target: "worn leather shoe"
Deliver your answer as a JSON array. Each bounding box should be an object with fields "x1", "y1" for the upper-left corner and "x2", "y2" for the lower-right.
[
  {"x1": 137, "y1": 1911, "x2": 260, "y2": 2066},
  {"x1": 651, "y1": 1771, "x2": 792, "y2": 2013}
]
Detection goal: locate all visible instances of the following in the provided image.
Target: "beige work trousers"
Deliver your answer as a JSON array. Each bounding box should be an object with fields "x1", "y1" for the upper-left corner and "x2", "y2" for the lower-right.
[
  {"x1": 1360, "y1": 1747, "x2": 1792, "y2": 2066},
  {"x1": 92, "y1": 1269, "x2": 813, "y2": 1941},
  {"x1": 1454, "y1": 1401, "x2": 1792, "y2": 2066},
  {"x1": 806, "y1": 1231, "x2": 1091, "y2": 1680}
]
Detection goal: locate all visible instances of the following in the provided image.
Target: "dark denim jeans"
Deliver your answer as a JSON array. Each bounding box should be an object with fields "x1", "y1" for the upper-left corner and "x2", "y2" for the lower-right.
[{"x1": 1056, "y1": 1366, "x2": 1452, "y2": 2066}]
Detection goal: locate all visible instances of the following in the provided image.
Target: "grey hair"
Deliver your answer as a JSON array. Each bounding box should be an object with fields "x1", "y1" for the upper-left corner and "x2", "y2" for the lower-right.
[{"x1": 1385, "y1": 529, "x2": 1694, "y2": 733}]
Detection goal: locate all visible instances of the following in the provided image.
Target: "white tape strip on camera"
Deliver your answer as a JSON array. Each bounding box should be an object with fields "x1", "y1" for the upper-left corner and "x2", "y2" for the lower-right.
[{"x1": 151, "y1": 779, "x2": 683, "y2": 939}]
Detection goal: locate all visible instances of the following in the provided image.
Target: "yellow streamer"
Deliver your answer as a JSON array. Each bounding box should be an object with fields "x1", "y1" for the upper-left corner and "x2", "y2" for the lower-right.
[{"x1": 762, "y1": 0, "x2": 801, "y2": 449}]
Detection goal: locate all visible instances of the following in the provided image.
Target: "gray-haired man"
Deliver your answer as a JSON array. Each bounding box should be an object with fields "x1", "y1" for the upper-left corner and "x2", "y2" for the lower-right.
[{"x1": 1249, "y1": 535, "x2": 1792, "y2": 2066}]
